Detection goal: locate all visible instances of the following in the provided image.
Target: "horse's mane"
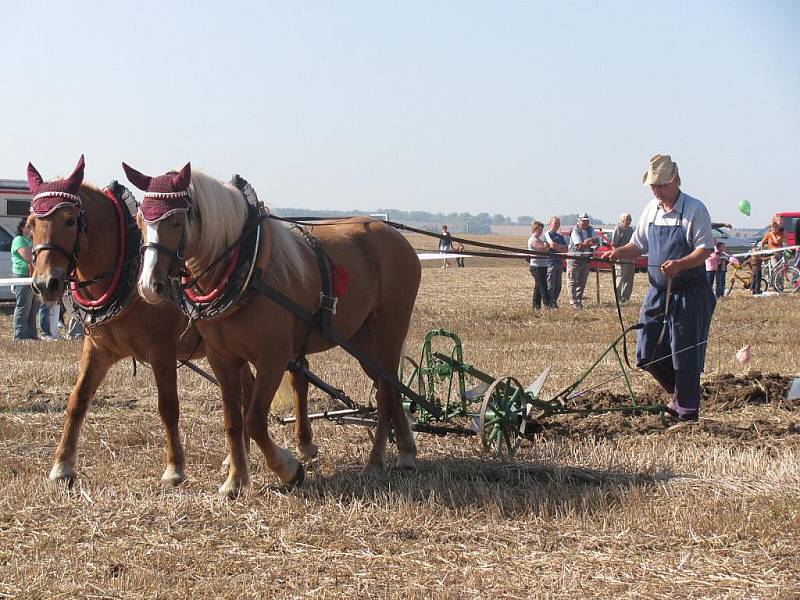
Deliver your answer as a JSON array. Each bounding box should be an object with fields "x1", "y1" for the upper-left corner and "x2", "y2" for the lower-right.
[
  {"x1": 185, "y1": 170, "x2": 309, "y2": 288},
  {"x1": 185, "y1": 170, "x2": 250, "y2": 273}
]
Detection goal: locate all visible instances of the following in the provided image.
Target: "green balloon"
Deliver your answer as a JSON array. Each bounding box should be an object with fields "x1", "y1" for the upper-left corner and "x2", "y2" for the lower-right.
[{"x1": 738, "y1": 199, "x2": 751, "y2": 216}]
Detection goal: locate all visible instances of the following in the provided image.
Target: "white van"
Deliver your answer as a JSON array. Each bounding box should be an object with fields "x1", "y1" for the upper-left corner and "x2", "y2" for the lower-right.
[{"x1": 1, "y1": 180, "x2": 32, "y2": 301}]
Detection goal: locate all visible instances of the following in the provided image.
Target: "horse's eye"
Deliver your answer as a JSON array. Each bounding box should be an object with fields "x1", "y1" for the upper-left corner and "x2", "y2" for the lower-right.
[
  {"x1": 171, "y1": 221, "x2": 183, "y2": 229},
  {"x1": 65, "y1": 218, "x2": 76, "y2": 227}
]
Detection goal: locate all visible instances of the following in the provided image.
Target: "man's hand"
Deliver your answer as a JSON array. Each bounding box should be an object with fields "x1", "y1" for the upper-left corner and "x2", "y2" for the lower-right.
[{"x1": 660, "y1": 259, "x2": 683, "y2": 278}]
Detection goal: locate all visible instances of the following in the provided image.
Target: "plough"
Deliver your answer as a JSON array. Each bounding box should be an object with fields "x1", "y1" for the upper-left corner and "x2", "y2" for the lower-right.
[{"x1": 278, "y1": 326, "x2": 670, "y2": 458}]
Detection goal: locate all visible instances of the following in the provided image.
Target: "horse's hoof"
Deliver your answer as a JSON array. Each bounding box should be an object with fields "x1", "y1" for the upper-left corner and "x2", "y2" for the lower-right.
[
  {"x1": 49, "y1": 462, "x2": 77, "y2": 487},
  {"x1": 218, "y1": 476, "x2": 248, "y2": 499},
  {"x1": 160, "y1": 464, "x2": 186, "y2": 487},
  {"x1": 298, "y1": 442, "x2": 319, "y2": 460},
  {"x1": 286, "y1": 463, "x2": 305, "y2": 489}
]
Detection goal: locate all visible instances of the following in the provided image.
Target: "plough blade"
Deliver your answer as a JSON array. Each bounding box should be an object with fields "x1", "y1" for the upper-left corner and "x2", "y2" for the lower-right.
[{"x1": 525, "y1": 367, "x2": 551, "y2": 398}]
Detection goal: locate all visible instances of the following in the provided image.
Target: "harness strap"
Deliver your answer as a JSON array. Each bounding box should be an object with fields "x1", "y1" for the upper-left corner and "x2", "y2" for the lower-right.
[
  {"x1": 295, "y1": 227, "x2": 335, "y2": 338},
  {"x1": 248, "y1": 274, "x2": 442, "y2": 418}
]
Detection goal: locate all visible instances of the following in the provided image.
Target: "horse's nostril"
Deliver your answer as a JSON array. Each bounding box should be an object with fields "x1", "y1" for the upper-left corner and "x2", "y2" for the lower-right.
[
  {"x1": 46, "y1": 277, "x2": 60, "y2": 294},
  {"x1": 153, "y1": 281, "x2": 166, "y2": 297}
]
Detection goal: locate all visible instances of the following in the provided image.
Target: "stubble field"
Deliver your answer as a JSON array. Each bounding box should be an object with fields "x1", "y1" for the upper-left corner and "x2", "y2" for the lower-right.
[{"x1": 1, "y1": 234, "x2": 798, "y2": 599}]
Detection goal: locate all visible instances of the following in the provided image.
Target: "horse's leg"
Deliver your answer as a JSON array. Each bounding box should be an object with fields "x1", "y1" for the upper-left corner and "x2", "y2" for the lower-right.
[
  {"x1": 49, "y1": 340, "x2": 116, "y2": 484},
  {"x1": 222, "y1": 363, "x2": 255, "y2": 473},
  {"x1": 360, "y1": 318, "x2": 417, "y2": 472},
  {"x1": 150, "y1": 359, "x2": 185, "y2": 486},
  {"x1": 289, "y1": 370, "x2": 317, "y2": 459},
  {"x1": 246, "y1": 363, "x2": 304, "y2": 486},
  {"x1": 207, "y1": 352, "x2": 250, "y2": 498}
]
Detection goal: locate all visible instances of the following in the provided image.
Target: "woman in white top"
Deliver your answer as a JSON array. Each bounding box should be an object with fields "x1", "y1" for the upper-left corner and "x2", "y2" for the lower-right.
[{"x1": 528, "y1": 221, "x2": 552, "y2": 309}]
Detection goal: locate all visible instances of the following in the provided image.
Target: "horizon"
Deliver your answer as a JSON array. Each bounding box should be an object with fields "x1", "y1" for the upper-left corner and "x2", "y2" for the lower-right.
[{"x1": 1, "y1": 2, "x2": 798, "y2": 228}]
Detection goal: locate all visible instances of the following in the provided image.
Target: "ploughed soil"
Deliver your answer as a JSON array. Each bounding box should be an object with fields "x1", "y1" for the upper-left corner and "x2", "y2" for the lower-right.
[{"x1": 527, "y1": 372, "x2": 798, "y2": 441}]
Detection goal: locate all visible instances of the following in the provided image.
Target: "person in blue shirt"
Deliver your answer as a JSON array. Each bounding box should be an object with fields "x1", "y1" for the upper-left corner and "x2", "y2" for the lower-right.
[{"x1": 543, "y1": 216, "x2": 568, "y2": 307}]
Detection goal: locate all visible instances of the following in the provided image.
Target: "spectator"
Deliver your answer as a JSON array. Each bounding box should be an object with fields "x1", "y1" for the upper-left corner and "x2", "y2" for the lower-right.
[
  {"x1": 439, "y1": 225, "x2": 453, "y2": 269},
  {"x1": 759, "y1": 222, "x2": 784, "y2": 287},
  {"x1": 10, "y1": 218, "x2": 40, "y2": 341},
  {"x1": 543, "y1": 216, "x2": 567, "y2": 307},
  {"x1": 527, "y1": 221, "x2": 552, "y2": 309},
  {"x1": 705, "y1": 241, "x2": 728, "y2": 298},
  {"x1": 567, "y1": 213, "x2": 597, "y2": 308},
  {"x1": 612, "y1": 213, "x2": 635, "y2": 303},
  {"x1": 452, "y1": 242, "x2": 466, "y2": 268}
]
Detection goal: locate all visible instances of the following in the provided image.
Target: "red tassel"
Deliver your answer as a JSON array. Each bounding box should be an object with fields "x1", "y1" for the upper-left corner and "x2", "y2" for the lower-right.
[{"x1": 331, "y1": 263, "x2": 350, "y2": 297}]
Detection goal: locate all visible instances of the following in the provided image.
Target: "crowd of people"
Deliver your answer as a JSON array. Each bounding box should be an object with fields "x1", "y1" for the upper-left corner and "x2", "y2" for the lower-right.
[
  {"x1": 10, "y1": 217, "x2": 83, "y2": 342},
  {"x1": 522, "y1": 212, "x2": 637, "y2": 310}
]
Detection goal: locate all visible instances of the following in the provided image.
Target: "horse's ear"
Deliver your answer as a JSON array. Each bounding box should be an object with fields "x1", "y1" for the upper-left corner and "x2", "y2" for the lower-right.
[
  {"x1": 171, "y1": 162, "x2": 191, "y2": 191},
  {"x1": 66, "y1": 154, "x2": 85, "y2": 190},
  {"x1": 122, "y1": 162, "x2": 152, "y2": 192},
  {"x1": 27, "y1": 162, "x2": 44, "y2": 193}
]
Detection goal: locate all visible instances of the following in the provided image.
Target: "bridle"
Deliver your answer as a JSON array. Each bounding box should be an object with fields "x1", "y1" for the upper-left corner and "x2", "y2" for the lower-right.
[{"x1": 31, "y1": 209, "x2": 87, "y2": 281}]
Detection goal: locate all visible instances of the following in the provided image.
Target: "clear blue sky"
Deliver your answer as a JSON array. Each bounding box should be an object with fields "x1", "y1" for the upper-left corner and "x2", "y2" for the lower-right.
[{"x1": 2, "y1": 1, "x2": 797, "y2": 226}]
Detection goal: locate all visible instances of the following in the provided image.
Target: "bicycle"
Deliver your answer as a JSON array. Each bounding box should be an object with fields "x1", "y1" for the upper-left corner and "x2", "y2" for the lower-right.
[
  {"x1": 725, "y1": 260, "x2": 767, "y2": 295},
  {"x1": 767, "y1": 252, "x2": 800, "y2": 293}
]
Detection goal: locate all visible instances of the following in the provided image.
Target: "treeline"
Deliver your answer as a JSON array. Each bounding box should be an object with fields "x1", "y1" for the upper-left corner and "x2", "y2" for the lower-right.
[{"x1": 272, "y1": 207, "x2": 604, "y2": 234}]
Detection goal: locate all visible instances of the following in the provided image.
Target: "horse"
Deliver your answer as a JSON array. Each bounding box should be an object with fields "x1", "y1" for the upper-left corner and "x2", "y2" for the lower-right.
[
  {"x1": 26, "y1": 156, "x2": 255, "y2": 487},
  {"x1": 124, "y1": 161, "x2": 421, "y2": 496}
]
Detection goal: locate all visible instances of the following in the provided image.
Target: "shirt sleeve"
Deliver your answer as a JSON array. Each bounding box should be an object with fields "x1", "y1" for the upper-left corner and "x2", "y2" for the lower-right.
[
  {"x1": 569, "y1": 228, "x2": 581, "y2": 248},
  {"x1": 688, "y1": 203, "x2": 714, "y2": 249},
  {"x1": 630, "y1": 206, "x2": 650, "y2": 253},
  {"x1": 527, "y1": 234, "x2": 534, "y2": 251}
]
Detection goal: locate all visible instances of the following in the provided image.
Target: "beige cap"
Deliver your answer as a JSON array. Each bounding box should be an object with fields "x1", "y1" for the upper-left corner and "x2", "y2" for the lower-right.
[{"x1": 642, "y1": 154, "x2": 678, "y2": 185}]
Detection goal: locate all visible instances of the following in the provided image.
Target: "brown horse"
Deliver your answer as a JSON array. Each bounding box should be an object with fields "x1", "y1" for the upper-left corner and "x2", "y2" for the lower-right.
[
  {"x1": 26, "y1": 156, "x2": 254, "y2": 486},
  {"x1": 124, "y1": 162, "x2": 421, "y2": 496}
]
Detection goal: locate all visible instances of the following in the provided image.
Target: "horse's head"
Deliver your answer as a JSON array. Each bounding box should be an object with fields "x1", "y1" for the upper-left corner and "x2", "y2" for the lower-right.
[
  {"x1": 122, "y1": 161, "x2": 192, "y2": 304},
  {"x1": 27, "y1": 155, "x2": 86, "y2": 304}
]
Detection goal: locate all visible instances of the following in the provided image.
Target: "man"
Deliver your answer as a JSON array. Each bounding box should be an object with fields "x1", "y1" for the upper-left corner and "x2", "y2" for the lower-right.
[
  {"x1": 605, "y1": 154, "x2": 715, "y2": 422},
  {"x1": 612, "y1": 213, "x2": 635, "y2": 303},
  {"x1": 543, "y1": 216, "x2": 568, "y2": 306},
  {"x1": 439, "y1": 225, "x2": 453, "y2": 269},
  {"x1": 567, "y1": 213, "x2": 597, "y2": 308}
]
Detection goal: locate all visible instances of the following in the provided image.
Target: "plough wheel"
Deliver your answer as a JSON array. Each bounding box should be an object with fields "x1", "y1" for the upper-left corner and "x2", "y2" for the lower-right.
[{"x1": 479, "y1": 376, "x2": 527, "y2": 459}]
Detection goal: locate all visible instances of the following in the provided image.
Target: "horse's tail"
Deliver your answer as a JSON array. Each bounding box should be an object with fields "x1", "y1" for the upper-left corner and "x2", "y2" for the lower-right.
[{"x1": 271, "y1": 372, "x2": 295, "y2": 412}]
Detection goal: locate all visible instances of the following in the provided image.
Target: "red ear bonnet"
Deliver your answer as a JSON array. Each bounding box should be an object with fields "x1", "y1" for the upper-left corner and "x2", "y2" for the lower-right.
[
  {"x1": 122, "y1": 161, "x2": 192, "y2": 223},
  {"x1": 28, "y1": 155, "x2": 85, "y2": 217}
]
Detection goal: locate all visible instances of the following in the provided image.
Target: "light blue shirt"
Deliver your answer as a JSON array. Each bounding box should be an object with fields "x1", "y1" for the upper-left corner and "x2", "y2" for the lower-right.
[{"x1": 631, "y1": 192, "x2": 714, "y2": 254}]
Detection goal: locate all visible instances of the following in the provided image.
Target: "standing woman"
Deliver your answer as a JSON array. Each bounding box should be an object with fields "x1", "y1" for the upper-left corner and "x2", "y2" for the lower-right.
[
  {"x1": 605, "y1": 155, "x2": 715, "y2": 422},
  {"x1": 528, "y1": 221, "x2": 552, "y2": 309},
  {"x1": 10, "y1": 218, "x2": 40, "y2": 341}
]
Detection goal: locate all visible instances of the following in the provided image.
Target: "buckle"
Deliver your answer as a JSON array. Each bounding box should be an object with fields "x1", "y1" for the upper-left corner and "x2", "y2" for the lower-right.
[{"x1": 320, "y1": 292, "x2": 338, "y2": 315}]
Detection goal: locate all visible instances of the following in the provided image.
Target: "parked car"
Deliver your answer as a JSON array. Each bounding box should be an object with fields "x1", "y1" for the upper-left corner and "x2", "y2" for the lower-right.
[
  {"x1": 559, "y1": 228, "x2": 648, "y2": 271},
  {"x1": 710, "y1": 223, "x2": 752, "y2": 255},
  {"x1": 1, "y1": 224, "x2": 15, "y2": 301}
]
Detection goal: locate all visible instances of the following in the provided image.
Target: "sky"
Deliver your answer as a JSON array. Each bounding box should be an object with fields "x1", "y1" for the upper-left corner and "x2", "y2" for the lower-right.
[{"x1": 1, "y1": 1, "x2": 798, "y2": 226}]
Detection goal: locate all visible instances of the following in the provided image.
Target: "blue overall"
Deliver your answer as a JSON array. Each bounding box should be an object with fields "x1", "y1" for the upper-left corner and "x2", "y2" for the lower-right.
[{"x1": 636, "y1": 204, "x2": 716, "y2": 415}]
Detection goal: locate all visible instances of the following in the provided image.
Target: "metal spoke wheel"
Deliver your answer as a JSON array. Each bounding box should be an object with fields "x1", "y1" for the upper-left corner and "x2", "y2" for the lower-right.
[
  {"x1": 773, "y1": 266, "x2": 800, "y2": 293},
  {"x1": 479, "y1": 376, "x2": 528, "y2": 459}
]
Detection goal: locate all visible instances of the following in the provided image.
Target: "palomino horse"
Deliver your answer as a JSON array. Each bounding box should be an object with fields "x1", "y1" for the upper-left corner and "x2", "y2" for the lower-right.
[
  {"x1": 125, "y1": 162, "x2": 420, "y2": 496},
  {"x1": 27, "y1": 156, "x2": 254, "y2": 486}
]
